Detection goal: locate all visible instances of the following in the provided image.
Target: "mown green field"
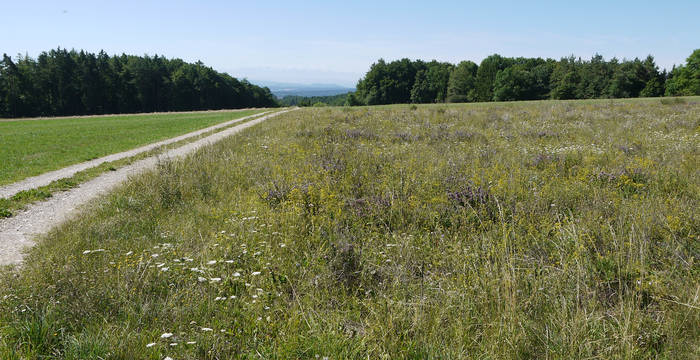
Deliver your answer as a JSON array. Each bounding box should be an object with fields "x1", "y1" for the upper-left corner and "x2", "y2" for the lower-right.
[
  {"x1": 0, "y1": 109, "x2": 265, "y2": 186},
  {"x1": 1, "y1": 99, "x2": 698, "y2": 359}
]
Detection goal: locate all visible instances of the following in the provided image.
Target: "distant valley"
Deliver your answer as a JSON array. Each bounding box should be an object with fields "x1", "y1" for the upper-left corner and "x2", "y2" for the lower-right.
[{"x1": 250, "y1": 80, "x2": 355, "y2": 98}]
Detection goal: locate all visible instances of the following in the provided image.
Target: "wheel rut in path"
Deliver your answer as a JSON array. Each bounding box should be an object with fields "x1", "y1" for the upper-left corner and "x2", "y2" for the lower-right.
[
  {"x1": 0, "y1": 109, "x2": 296, "y2": 266},
  {"x1": 0, "y1": 110, "x2": 272, "y2": 199}
]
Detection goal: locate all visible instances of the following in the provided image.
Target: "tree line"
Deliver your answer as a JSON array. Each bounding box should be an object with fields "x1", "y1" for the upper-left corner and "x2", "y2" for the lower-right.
[
  {"x1": 350, "y1": 49, "x2": 700, "y2": 105},
  {"x1": 279, "y1": 93, "x2": 350, "y2": 107},
  {"x1": 0, "y1": 48, "x2": 278, "y2": 118}
]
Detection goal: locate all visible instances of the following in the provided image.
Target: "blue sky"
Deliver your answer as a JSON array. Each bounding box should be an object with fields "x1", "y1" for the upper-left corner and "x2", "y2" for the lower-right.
[{"x1": 4, "y1": 0, "x2": 699, "y2": 87}]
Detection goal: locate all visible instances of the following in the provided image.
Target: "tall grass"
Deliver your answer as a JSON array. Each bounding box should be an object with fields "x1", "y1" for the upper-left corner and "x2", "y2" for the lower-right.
[{"x1": 1, "y1": 99, "x2": 698, "y2": 358}]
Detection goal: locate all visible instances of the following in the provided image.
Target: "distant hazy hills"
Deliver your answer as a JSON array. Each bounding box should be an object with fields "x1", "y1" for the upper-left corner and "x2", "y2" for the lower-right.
[{"x1": 250, "y1": 80, "x2": 355, "y2": 98}]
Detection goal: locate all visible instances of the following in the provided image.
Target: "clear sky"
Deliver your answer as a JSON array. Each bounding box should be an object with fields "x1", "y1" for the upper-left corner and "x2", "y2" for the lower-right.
[{"x1": 4, "y1": 0, "x2": 699, "y2": 87}]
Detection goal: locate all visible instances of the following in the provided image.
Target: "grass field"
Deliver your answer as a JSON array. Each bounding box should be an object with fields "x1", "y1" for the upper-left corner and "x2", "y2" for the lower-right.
[
  {"x1": 0, "y1": 109, "x2": 266, "y2": 186},
  {"x1": 1, "y1": 98, "x2": 698, "y2": 358},
  {"x1": 0, "y1": 110, "x2": 280, "y2": 218}
]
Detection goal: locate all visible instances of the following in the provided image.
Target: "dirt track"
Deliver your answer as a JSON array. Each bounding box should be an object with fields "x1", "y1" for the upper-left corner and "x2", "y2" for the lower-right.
[
  {"x1": 0, "y1": 111, "x2": 271, "y2": 199},
  {"x1": 0, "y1": 109, "x2": 295, "y2": 266}
]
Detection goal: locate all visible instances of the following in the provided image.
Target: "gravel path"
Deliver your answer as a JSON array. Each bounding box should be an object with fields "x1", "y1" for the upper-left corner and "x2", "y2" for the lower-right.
[
  {"x1": 0, "y1": 109, "x2": 296, "y2": 266},
  {"x1": 0, "y1": 111, "x2": 271, "y2": 199}
]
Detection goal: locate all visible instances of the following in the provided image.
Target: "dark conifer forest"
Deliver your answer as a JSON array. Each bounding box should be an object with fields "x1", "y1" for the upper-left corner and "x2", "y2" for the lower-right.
[{"x1": 0, "y1": 48, "x2": 278, "y2": 118}]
